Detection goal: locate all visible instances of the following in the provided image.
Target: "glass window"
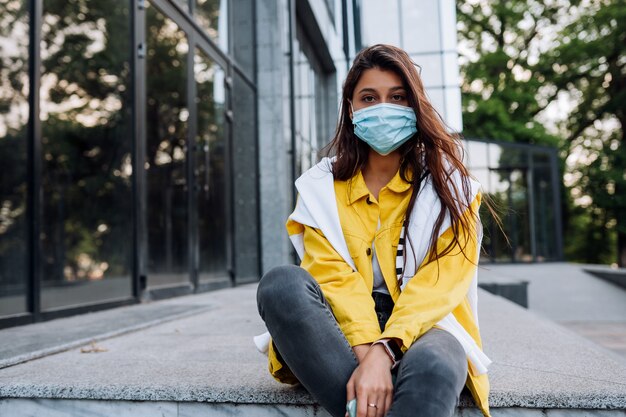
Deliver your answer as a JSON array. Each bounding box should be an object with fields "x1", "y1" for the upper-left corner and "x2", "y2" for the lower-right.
[
  {"x1": 487, "y1": 146, "x2": 532, "y2": 262},
  {"x1": 195, "y1": 0, "x2": 228, "y2": 51},
  {"x1": 294, "y1": 38, "x2": 317, "y2": 176},
  {"x1": 293, "y1": 29, "x2": 331, "y2": 177},
  {"x1": 194, "y1": 48, "x2": 228, "y2": 282},
  {"x1": 0, "y1": 0, "x2": 29, "y2": 316},
  {"x1": 146, "y1": 3, "x2": 189, "y2": 288},
  {"x1": 532, "y1": 151, "x2": 557, "y2": 261},
  {"x1": 39, "y1": 0, "x2": 133, "y2": 310},
  {"x1": 466, "y1": 140, "x2": 561, "y2": 263}
]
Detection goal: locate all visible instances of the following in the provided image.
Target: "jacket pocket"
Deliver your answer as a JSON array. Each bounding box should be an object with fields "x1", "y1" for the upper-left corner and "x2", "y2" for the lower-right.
[{"x1": 344, "y1": 232, "x2": 368, "y2": 261}]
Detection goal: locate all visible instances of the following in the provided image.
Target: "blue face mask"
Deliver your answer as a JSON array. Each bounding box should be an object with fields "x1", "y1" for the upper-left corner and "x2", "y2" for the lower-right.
[{"x1": 351, "y1": 103, "x2": 418, "y2": 156}]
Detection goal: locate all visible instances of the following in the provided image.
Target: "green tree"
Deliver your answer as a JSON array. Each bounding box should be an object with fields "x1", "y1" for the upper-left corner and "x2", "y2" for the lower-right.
[
  {"x1": 457, "y1": 0, "x2": 626, "y2": 266},
  {"x1": 534, "y1": 0, "x2": 626, "y2": 266},
  {"x1": 457, "y1": 0, "x2": 564, "y2": 147}
]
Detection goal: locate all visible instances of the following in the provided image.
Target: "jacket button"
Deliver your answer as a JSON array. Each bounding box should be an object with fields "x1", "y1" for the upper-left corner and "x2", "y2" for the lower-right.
[
  {"x1": 366, "y1": 197, "x2": 373, "y2": 205},
  {"x1": 366, "y1": 248, "x2": 372, "y2": 256}
]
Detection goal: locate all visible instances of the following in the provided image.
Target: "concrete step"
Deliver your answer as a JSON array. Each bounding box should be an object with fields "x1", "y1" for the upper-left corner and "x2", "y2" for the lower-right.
[
  {"x1": 1, "y1": 278, "x2": 625, "y2": 416},
  {"x1": 478, "y1": 275, "x2": 528, "y2": 308}
]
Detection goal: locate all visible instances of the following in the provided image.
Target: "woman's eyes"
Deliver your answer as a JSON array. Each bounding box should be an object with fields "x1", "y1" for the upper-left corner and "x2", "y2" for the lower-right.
[{"x1": 360, "y1": 93, "x2": 406, "y2": 103}]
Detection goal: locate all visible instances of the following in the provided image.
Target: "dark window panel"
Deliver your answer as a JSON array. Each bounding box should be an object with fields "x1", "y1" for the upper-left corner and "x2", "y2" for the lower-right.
[
  {"x1": 39, "y1": 0, "x2": 133, "y2": 310},
  {"x1": 194, "y1": 48, "x2": 228, "y2": 282},
  {"x1": 145, "y1": 3, "x2": 190, "y2": 288},
  {"x1": 0, "y1": 0, "x2": 29, "y2": 316},
  {"x1": 532, "y1": 152, "x2": 557, "y2": 261},
  {"x1": 466, "y1": 141, "x2": 560, "y2": 263},
  {"x1": 195, "y1": 0, "x2": 228, "y2": 51}
]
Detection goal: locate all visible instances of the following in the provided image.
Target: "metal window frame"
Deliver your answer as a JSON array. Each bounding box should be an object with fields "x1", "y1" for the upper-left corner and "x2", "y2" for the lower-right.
[
  {"x1": 137, "y1": 0, "x2": 261, "y2": 293},
  {"x1": 464, "y1": 137, "x2": 564, "y2": 264}
]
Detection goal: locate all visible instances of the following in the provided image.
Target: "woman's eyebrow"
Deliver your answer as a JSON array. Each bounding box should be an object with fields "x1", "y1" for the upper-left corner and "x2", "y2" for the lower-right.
[
  {"x1": 357, "y1": 86, "x2": 405, "y2": 94},
  {"x1": 357, "y1": 87, "x2": 378, "y2": 95}
]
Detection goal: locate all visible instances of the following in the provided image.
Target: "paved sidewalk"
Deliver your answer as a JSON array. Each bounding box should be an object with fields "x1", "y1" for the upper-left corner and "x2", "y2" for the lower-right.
[
  {"x1": 479, "y1": 262, "x2": 626, "y2": 360},
  {"x1": 1, "y1": 279, "x2": 626, "y2": 417}
]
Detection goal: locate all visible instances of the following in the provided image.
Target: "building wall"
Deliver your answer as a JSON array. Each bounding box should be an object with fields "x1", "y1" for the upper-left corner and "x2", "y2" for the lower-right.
[
  {"x1": 359, "y1": 0, "x2": 463, "y2": 132},
  {"x1": 256, "y1": 0, "x2": 293, "y2": 272},
  {"x1": 0, "y1": 0, "x2": 562, "y2": 329},
  {"x1": 256, "y1": 0, "x2": 353, "y2": 273}
]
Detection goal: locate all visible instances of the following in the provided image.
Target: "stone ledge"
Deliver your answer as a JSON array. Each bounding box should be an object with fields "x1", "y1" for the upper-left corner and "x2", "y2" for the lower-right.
[
  {"x1": 2, "y1": 399, "x2": 626, "y2": 417},
  {"x1": 0, "y1": 281, "x2": 625, "y2": 414},
  {"x1": 584, "y1": 267, "x2": 626, "y2": 291}
]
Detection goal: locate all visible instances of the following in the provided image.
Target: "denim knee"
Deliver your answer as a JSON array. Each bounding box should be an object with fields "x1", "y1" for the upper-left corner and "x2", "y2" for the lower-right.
[
  {"x1": 257, "y1": 265, "x2": 315, "y2": 317},
  {"x1": 400, "y1": 329, "x2": 468, "y2": 387}
]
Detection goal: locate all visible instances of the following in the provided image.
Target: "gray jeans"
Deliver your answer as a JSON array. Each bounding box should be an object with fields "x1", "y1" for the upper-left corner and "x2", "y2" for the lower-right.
[{"x1": 257, "y1": 265, "x2": 468, "y2": 417}]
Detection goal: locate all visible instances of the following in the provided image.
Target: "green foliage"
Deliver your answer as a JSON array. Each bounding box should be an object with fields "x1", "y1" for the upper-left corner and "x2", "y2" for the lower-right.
[
  {"x1": 457, "y1": 0, "x2": 626, "y2": 265},
  {"x1": 457, "y1": 1, "x2": 563, "y2": 147}
]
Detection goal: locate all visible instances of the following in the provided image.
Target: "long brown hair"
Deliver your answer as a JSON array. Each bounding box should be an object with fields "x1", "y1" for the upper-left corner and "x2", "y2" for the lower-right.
[{"x1": 321, "y1": 44, "x2": 481, "y2": 284}]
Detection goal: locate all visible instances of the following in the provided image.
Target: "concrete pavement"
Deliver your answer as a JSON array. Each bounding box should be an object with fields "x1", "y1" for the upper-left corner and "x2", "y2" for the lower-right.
[{"x1": 479, "y1": 262, "x2": 626, "y2": 360}]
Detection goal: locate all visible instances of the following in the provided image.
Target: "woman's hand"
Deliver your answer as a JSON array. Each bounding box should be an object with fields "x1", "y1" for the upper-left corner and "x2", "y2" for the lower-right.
[{"x1": 345, "y1": 344, "x2": 394, "y2": 417}]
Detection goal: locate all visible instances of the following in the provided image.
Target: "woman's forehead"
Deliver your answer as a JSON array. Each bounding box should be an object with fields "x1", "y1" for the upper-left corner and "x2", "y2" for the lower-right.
[{"x1": 354, "y1": 68, "x2": 404, "y2": 92}]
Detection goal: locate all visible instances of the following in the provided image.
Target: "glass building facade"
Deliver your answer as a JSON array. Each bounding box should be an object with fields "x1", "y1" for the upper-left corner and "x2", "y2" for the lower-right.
[
  {"x1": 0, "y1": 0, "x2": 562, "y2": 328},
  {"x1": 464, "y1": 139, "x2": 563, "y2": 263},
  {"x1": 0, "y1": 0, "x2": 258, "y2": 326}
]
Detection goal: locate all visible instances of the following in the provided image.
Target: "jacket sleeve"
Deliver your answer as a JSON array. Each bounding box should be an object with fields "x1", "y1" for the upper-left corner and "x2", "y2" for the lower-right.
[
  {"x1": 380, "y1": 193, "x2": 482, "y2": 351},
  {"x1": 299, "y1": 224, "x2": 382, "y2": 347}
]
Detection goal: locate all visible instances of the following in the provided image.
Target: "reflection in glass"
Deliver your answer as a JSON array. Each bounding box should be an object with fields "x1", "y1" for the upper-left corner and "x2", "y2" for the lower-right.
[
  {"x1": 39, "y1": 0, "x2": 133, "y2": 310},
  {"x1": 146, "y1": 3, "x2": 189, "y2": 288},
  {"x1": 294, "y1": 39, "x2": 316, "y2": 176},
  {"x1": 0, "y1": 1, "x2": 28, "y2": 316},
  {"x1": 195, "y1": 0, "x2": 228, "y2": 50},
  {"x1": 294, "y1": 34, "x2": 327, "y2": 177},
  {"x1": 508, "y1": 167, "x2": 532, "y2": 262},
  {"x1": 467, "y1": 142, "x2": 563, "y2": 263},
  {"x1": 194, "y1": 49, "x2": 228, "y2": 282},
  {"x1": 485, "y1": 147, "x2": 532, "y2": 262}
]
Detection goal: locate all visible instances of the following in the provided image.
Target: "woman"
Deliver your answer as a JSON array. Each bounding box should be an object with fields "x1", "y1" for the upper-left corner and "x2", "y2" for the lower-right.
[{"x1": 256, "y1": 44, "x2": 492, "y2": 417}]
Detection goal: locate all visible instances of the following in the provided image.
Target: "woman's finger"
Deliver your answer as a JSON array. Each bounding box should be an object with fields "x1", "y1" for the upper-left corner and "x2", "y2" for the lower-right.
[
  {"x1": 362, "y1": 396, "x2": 377, "y2": 417},
  {"x1": 346, "y1": 379, "x2": 355, "y2": 401},
  {"x1": 374, "y1": 397, "x2": 384, "y2": 417},
  {"x1": 356, "y1": 391, "x2": 369, "y2": 417},
  {"x1": 383, "y1": 389, "x2": 393, "y2": 416},
  {"x1": 365, "y1": 395, "x2": 383, "y2": 417}
]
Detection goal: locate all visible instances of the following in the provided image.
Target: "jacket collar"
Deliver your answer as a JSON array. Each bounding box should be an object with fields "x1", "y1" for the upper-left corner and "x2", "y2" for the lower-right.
[{"x1": 347, "y1": 169, "x2": 412, "y2": 205}]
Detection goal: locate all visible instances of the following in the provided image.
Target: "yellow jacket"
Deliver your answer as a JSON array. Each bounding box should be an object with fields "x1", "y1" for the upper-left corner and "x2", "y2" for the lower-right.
[{"x1": 266, "y1": 158, "x2": 491, "y2": 417}]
